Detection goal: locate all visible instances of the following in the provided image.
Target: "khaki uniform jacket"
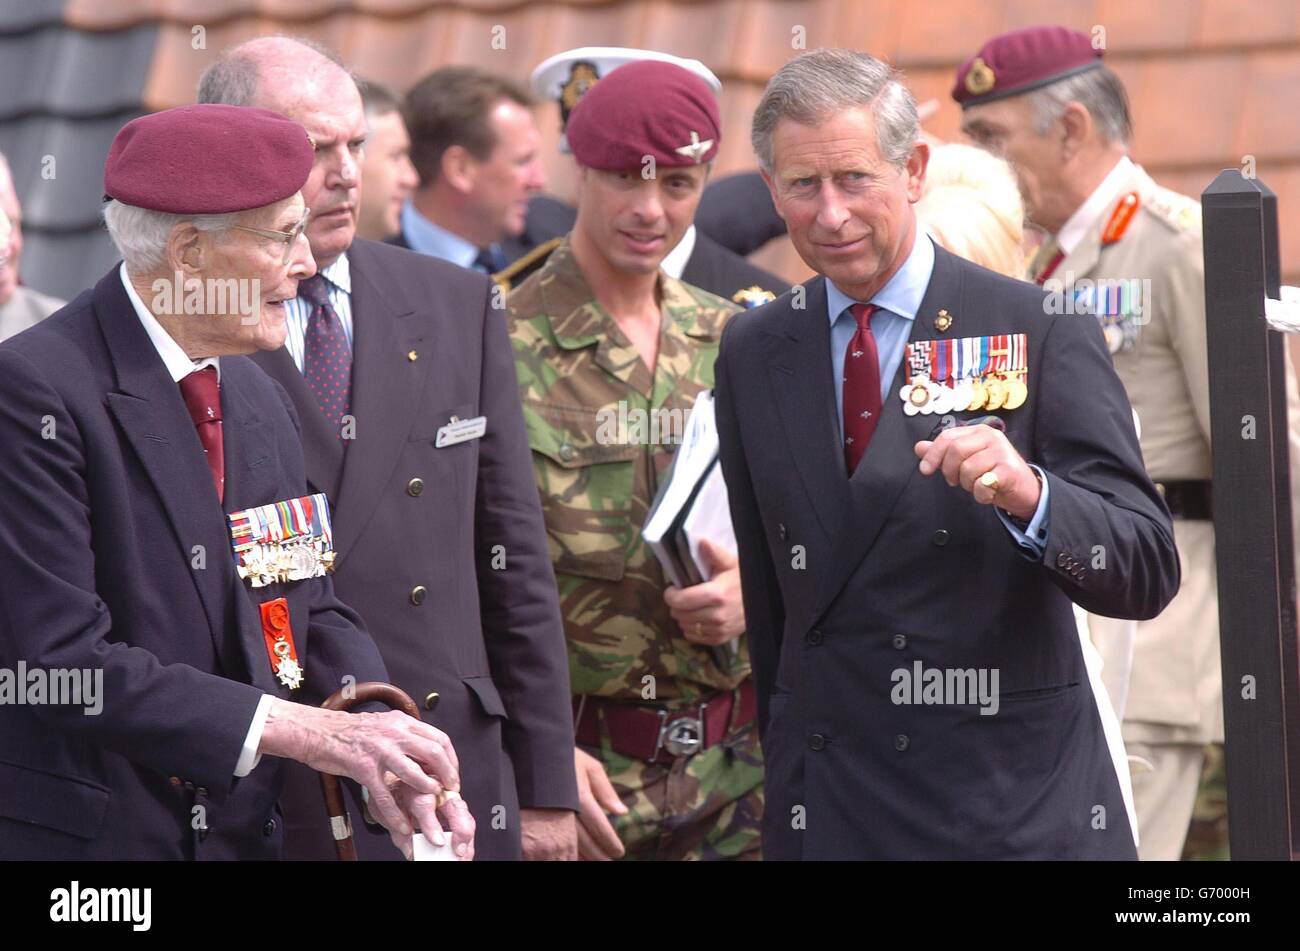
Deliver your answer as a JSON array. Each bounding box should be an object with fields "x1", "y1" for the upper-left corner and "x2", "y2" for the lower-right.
[
  {"x1": 0, "y1": 285, "x2": 63, "y2": 342},
  {"x1": 1034, "y1": 163, "x2": 1300, "y2": 745}
]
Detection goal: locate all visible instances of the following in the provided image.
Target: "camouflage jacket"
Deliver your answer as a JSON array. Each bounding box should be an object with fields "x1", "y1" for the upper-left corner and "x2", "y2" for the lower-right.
[{"x1": 507, "y1": 237, "x2": 748, "y2": 703}]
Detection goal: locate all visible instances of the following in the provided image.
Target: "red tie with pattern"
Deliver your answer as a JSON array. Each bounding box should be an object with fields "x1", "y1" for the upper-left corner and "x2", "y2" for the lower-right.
[
  {"x1": 299, "y1": 274, "x2": 352, "y2": 435},
  {"x1": 178, "y1": 365, "x2": 224, "y2": 503},
  {"x1": 842, "y1": 302, "x2": 881, "y2": 475}
]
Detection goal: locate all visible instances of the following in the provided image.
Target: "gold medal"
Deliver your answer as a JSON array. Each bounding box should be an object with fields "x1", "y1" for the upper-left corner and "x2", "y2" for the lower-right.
[
  {"x1": 1003, "y1": 376, "x2": 1028, "y2": 410},
  {"x1": 966, "y1": 378, "x2": 986, "y2": 411},
  {"x1": 983, "y1": 376, "x2": 1006, "y2": 411}
]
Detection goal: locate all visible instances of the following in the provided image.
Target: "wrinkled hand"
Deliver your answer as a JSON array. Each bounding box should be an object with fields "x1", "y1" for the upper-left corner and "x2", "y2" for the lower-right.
[
  {"x1": 387, "y1": 777, "x2": 476, "y2": 861},
  {"x1": 914, "y1": 424, "x2": 1041, "y2": 520},
  {"x1": 262, "y1": 700, "x2": 460, "y2": 841},
  {"x1": 520, "y1": 808, "x2": 578, "y2": 861},
  {"x1": 663, "y1": 538, "x2": 745, "y2": 646},
  {"x1": 574, "y1": 747, "x2": 627, "y2": 861}
]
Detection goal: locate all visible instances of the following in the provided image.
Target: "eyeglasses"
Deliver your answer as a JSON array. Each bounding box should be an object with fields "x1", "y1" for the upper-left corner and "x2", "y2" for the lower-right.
[{"x1": 230, "y1": 208, "x2": 311, "y2": 265}]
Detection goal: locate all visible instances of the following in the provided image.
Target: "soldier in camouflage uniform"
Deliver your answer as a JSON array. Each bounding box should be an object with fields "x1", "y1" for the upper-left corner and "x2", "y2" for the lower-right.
[{"x1": 505, "y1": 60, "x2": 763, "y2": 860}]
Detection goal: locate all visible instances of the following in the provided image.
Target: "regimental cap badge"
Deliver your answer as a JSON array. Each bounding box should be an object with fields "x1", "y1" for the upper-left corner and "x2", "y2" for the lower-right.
[
  {"x1": 560, "y1": 61, "x2": 600, "y2": 124},
  {"x1": 965, "y1": 57, "x2": 996, "y2": 96},
  {"x1": 732, "y1": 285, "x2": 777, "y2": 309},
  {"x1": 674, "y1": 130, "x2": 714, "y2": 164}
]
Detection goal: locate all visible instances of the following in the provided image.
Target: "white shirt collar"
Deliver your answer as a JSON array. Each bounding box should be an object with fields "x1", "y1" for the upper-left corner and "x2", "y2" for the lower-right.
[
  {"x1": 319, "y1": 251, "x2": 351, "y2": 294},
  {"x1": 1055, "y1": 155, "x2": 1135, "y2": 255},
  {"x1": 660, "y1": 225, "x2": 697, "y2": 280},
  {"x1": 118, "y1": 262, "x2": 220, "y2": 383}
]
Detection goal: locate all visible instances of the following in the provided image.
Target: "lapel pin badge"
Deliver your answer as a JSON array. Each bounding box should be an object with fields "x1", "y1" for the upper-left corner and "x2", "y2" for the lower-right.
[{"x1": 934, "y1": 309, "x2": 952, "y2": 333}]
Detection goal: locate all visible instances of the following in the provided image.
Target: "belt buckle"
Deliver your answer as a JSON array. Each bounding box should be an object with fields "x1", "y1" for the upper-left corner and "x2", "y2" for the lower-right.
[{"x1": 659, "y1": 703, "x2": 707, "y2": 759}]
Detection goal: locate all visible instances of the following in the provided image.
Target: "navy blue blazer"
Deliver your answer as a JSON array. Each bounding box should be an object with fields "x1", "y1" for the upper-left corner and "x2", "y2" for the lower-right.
[
  {"x1": 0, "y1": 267, "x2": 388, "y2": 859},
  {"x1": 714, "y1": 245, "x2": 1179, "y2": 860}
]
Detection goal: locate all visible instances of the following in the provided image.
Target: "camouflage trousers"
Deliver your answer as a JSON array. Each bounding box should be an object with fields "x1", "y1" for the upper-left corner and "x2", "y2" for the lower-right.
[
  {"x1": 1181, "y1": 742, "x2": 1229, "y2": 861},
  {"x1": 581, "y1": 716, "x2": 764, "y2": 861}
]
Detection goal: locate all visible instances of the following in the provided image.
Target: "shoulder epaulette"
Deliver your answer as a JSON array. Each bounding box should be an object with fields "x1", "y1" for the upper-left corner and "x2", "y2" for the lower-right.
[{"x1": 492, "y1": 237, "x2": 564, "y2": 292}]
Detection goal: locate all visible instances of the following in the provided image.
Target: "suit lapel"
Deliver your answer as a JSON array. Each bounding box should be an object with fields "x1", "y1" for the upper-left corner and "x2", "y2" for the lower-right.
[
  {"x1": 809, "y1": 246, "x2": 966, "y2": 624},
  {"x1": 248, "y1": 344, "x2": 344, "y2": 501},
  {"x1": 97, "y1": 272, "x2": 236, "y2": 665},
  {"x1": 763, "y1": 277, "x2": 848, "y2": 545},
  {"x1": 329, "y1": 242, "x2": 432, "y2": 556}
]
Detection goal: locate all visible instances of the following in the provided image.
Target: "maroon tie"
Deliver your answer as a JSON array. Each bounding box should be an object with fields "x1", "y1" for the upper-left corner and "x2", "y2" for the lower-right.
[
  {"x1": 299, "y1": 273, "x2": 352, "y2": 435},
  {"x1": 842, "y1": 302, "x2": 881, "y2": 475},
  {"x1": 178, "y1": 365, "x2": 224, "y2": 503}
]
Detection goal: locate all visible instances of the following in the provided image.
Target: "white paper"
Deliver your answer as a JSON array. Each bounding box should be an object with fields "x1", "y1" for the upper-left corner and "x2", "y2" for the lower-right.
[
  {"x1": 683, "y1": 463, "x2": 736, "y2": 579},
  {"x1": 412, "y1": 831, "x2": 459, "y2": 861}
]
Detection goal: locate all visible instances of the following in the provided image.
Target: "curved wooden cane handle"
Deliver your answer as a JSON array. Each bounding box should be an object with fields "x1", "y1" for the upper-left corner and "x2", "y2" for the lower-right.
[{"x1": 318, "y1": 682, "x2": 422, "y2": 861}]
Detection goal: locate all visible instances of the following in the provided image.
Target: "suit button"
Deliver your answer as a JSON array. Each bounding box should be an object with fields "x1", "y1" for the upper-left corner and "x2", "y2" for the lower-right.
[
  {"x1": 407, "y1": 478, "x2": 424, "y2": 497},
  {"x1": 778, "y1": 523, "x2": 788, "y2": 541},
  {"x1": 410, "y1": 585, "x2": 427, "y2": 606},
  {"x1": 1056, "y1": 552, "x2": 1070, "y2": 569},
  {"x1": 806, "y1": 628, "x2": 824, "y2": 646},
  {"x1": 184, "y1": 781, "x2": 195, "y2": 791},
  {"x1": 558, "y1": 444, "x2": 575, "y2": 462},
  {"x1": 894, "y1": 733, "x2": 910, "y2": 752},
  {"x1": 169, "y1": 776, "x2": 182, "y2": 787},
  {"x1": 195, "y1": 786, "x2": 208, "y2": 798},
  {"x1": 892, "y1": 634, "x2": 907, "y2": 650},
  {"x1": 425, "y1": 691, "x2": 441, "y2": 711},
  {"x1": 198, "y1": 827, "x2": 209, "y2": 841},
  {"x1": 263, "y1": 819, "x2": 277, "y2": 837},
  {"x1": 808, "y1": 733, "x2": 827, "y2": 751},
  {"x1": 932, "y1": 529, "x2": 949, "y2": 546}
]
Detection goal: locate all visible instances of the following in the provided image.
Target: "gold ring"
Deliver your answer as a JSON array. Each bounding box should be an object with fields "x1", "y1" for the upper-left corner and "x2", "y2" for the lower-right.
[
  {"x1": 436, "y1": 789, "x2": 462, "y2": 807},
  {"x1": 978, "y1": 470, "x2": 1000, "y2": 492},
  {"x1": 693, "y1": 623, "x2": 704, "y2": 639}
]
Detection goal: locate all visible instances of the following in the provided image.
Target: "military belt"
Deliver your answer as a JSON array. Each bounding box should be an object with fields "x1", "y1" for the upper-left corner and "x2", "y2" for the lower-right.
[
  {"x1": 573, "y1": 680, "x2": 757, "y2": 766},
  {"x1": 1155, "y1": 479, "x2": 1212, "y2": 521}
]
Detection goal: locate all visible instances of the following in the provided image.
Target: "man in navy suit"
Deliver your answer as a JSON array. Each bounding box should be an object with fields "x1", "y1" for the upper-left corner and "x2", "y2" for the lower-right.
[
  {"x1": 714, "y1": 49, "x2": 1179, "y2": 859},
  {"x1": 0, "y1": 104, "x2": 473, "y2": 860}
]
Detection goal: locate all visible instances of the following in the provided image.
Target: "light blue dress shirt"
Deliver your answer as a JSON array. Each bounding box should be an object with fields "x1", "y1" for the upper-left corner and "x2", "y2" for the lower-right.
[
  {"x1": 400, "y1": 202, "x2": 500, "y2": 273},
  {"x1": 824, "y1": 233, "x2": 1050, "y2": 558}
]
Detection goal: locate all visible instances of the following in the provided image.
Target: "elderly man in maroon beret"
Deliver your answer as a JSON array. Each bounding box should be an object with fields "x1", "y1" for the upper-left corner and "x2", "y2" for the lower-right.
[
  {"x1": 507, "y1": 60, "x2": 764, "y2": 861},
  {"x1": 0, "y1": 103, "x2": 473, "y2": 859}
]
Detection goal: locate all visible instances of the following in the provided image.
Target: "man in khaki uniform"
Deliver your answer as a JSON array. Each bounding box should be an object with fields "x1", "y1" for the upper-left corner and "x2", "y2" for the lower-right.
[
  {"x1": 506, "y1": 60, "x2": 763, "y2": 860},
  {"x1": 952, "y1": 25, "x2": 1300, "y2": 859}
]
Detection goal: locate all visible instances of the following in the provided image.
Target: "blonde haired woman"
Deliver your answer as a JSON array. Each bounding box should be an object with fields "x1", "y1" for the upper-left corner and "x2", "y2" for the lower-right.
[{"x1": 917, "y1": 142, "x2": 1027, "y2": 279}]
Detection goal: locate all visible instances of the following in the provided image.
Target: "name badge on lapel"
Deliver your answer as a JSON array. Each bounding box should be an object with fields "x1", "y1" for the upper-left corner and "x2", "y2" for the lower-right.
[
  {"x1": 899, "y1": 332, "x2": 1028, "y2": 416},
  {"x1": 228, "y1": 493, "x2": 336, "y2": 588},
  {"x1": 436, "y1": 415, "x2": 487, "y2": 448}
]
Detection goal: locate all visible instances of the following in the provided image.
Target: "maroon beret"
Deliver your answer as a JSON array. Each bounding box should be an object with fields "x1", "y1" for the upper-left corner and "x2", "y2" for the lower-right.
[
  {"x1": 952, "y1": 26, "x2": 1104, "y2": 109},
  {"x1": 566, "y1": 60, "x2": 721, "y2": 171},
  {"x1": 104, "y1": 104, "x2": 314, "y2": 213}
]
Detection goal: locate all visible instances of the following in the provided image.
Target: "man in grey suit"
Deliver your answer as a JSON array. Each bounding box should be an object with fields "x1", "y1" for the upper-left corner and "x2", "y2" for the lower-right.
[
  {"x1": 198, "y1": 36, "x2": 579, "y2": 861},
  {"x1": 0, "y1": 152, "x2": 63, "y2": 342}
]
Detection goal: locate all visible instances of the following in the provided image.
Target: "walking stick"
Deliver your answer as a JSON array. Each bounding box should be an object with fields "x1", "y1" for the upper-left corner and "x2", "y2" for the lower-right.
[{"x1": 318, "y1": 681, "x2": 422, "y2": 861}]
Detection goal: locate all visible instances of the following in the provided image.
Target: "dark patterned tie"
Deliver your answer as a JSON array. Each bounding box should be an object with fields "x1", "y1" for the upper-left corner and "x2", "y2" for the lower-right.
[
  {"x1": 842, "y1": 302, "x2": 881, "y2": 475},
  {"x1": 299, "y1": 273, "x2": 352, "y2": 435},
  {"x1": 472, "y1": 244, "x2": 506, "y2": 275},
  {"x1": 178, "y1": 365, "x2": 224, "y2": 502}
]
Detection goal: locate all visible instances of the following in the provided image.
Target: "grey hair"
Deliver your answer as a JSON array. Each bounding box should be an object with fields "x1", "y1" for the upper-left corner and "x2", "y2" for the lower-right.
[
  {"x1": 102, "y1": 200, "x2": 235, "y2": 273},
  {"x1": 1028, "y1": 65, "x2": 1132, "y2": 145},
  {"x1": 197, "y1": 34, "x2": 350, "y2": 106},
  {"x1": 752, "y1": 48, "x2": 919, "y2": 173}
]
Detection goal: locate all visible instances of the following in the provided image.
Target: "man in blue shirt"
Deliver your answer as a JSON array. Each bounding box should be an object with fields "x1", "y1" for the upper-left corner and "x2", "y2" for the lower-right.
[
  {"x1": 714, "y1": 48, "x2": 1178, "y2": 859},
  {"x1": 393, "y1": 67, "x2": 545, "y2": 276}
]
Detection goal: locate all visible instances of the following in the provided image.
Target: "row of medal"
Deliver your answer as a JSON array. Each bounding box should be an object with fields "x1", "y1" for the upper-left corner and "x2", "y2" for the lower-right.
[
  {"x1": 228, "y1": 492, "x2": 338, "y2": 589},
  {"x1": 899, "y1": 332, "x2": 1029, "y2": 417}
]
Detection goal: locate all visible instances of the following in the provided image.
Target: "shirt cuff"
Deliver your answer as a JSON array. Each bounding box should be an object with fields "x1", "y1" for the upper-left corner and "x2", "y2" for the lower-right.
[
  {"x1": 997, "y1": 464, "x2": 1050, "y2": 560},
  {"x1": 234, "y1": 694, "x2": 275, "y2": 778}
]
